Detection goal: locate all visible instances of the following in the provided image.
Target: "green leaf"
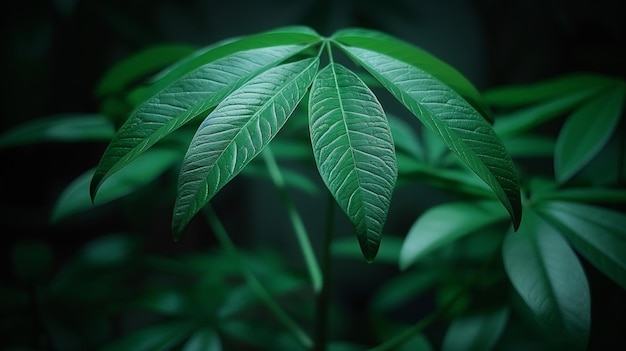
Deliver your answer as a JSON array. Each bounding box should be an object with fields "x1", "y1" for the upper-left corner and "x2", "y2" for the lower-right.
[
  {"x1": 339, "y1": 45, "x2": 521, "y2": 229},
  {"x1": 493, "y1": 87, "x2": 602, "y2": 137},
  {"x1": 91, "y1": 45, "x2": 307, "y2": 199},
  {"x1": 502, "y1": 208, "x2": 590, "y2": 350},
  {"x1": 145, "y1": 26, "x2": 321, "y2": 95},
  {"x1": 332, "y1": 28, "x2": 492, "y2": 123},
  {"x1": 483, "y1": 73, "x2": 615, "y2": 107},
  {"x1": 536, "y1": 201, "x2": 626, "y2": 290},
  {"x1": 308, "y1": 63, "x2": 397, "y2": 262},
  {"x1": 555, "y1": 82, "x2": 625, "y2": 182},
  {"x1": 101, "y1": 320, "x2": 197, "y2": 351},
  {"x1": 442, "y1": 307, "x2": 509, "y2": 351},
  {"x1": 182, "y1": 328, "x2": 221, "y2": 351},
  {"x1": 399, "y1": 201, "x2": 508, "y2": 270},
  {"x1": 53, "y1": 146, "x2": 181, "y2": 222},
  {"x1": 96, "y1": 44, "x2": 196, "y2": 97},
  {"x1": 0, "y1": 114, "x2": 114, "y2": 147},
  {"x1": 172, "y1": 58, "x2": 319, "y2": 237}
]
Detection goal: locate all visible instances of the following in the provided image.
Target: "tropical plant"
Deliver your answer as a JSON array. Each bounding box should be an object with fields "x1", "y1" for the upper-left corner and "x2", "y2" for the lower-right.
[{"x1": 1, "y1": 26, "x2": 624, "y2": 351}]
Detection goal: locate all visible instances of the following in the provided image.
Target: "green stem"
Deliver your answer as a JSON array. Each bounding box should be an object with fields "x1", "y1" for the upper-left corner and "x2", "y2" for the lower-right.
[
  {"x1": 261, "y1": 147, "x2": 323, "y2": 292},
  {"x1": 203, "y1": 206, "x2": 313, "y2": 349},
  {"x1": 314, "y1": 193, "x2": 336, "y2": 351}
]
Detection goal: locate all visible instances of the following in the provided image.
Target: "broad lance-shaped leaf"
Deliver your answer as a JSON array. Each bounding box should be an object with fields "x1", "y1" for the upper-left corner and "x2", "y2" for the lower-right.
[
  {"x1": 502, "y1": 208, "x2": 590, "y2": 350},
  {"x1": 332, "y1": 29, "x2": 492, "y2": 123},
  {"x1": 309, "y1": 63, "x2": 397, "y2": 262},
  {"x1": 536, "y1": 201, "x2": 626, "y2": 290},
  {"x1": 91, "y1": 45, "x2": 306, "y2": 199},
  {"x1": 555, "y1": 81, "x2": 625, "y2": 183},
  {"x1": 172, "y1": 58, "x2": 319, "y2": 237},
  {"x1": 339, "y1": 45, "x2": 521, "y2": 229}
]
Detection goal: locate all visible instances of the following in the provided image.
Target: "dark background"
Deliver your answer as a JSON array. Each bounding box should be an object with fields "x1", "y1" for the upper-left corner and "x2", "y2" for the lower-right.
[{"x1": 1, "y1": 0, "x2": 625, "y2": 349}]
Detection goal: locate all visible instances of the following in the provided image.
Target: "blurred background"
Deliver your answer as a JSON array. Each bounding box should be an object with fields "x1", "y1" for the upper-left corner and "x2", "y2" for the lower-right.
[{"x1": 1, "y1": 0, "x2": 625, "y2": 349}]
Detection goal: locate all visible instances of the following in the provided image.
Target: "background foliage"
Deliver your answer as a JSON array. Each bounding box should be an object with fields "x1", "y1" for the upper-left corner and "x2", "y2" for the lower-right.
[{"x1": 1, "y1": 0, "x2": 625, "y2": 350}]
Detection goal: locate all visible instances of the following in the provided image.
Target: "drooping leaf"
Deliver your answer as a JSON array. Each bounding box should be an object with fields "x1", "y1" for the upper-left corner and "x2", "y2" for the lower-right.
[
  {"x1": 442, "y1": 307, "x2": 509, "y2": 351},
  {"x1": 308, "y1": 63, "x2": 397, "y2": 262},
  {"x1": 332, "y1": 29, "x2": 492, "y2": 122},
  {"x1": 172, "y1": 58, "x2": 319, "y2": 237},
  {"x1": 502, "y1": 208, "x2": 590, "y2": 350},
  {"x1": 493, "y1": 87, "x2": 602, "y2": 137},
  {"x1": 399, "y1": 201, "x2": 508, "y2": 270},
  {"x1": 536, "y1": 201, "x2": 626, "y2": 290},
  {"x1": 100, "y1": 320, "x2": 197, "y2": 351},
  {"x1": 182, "y1": 328, "x2": 222, "y2": 351},
  {"x1": 53, "y1": 147, "x2": 181, "y2": 222},
  {"x1": 555, "y1": 82, "x2": 625, "y2": 182},
  {"x1": 91, "y1": 45, "x2": 307, "y2": 198},
  {"x1": 483, "y1": 73, "x2": 615, "y2": 107},
  {"x1": 338, "y1": 45, "x2": 521, "y2": 229},
  {"x1": 0, "y1": 114, "x2": 114, "y2": 147},
  {"x1": 96, "y1": 44, "x2": 196, "y2": 97}
]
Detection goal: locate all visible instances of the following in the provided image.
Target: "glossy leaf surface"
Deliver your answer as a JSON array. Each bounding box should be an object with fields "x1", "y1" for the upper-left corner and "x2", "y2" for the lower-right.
[
  {"x1": 333, "y1": 28, "x2": 492, "y2": 122},
  {"x1": 339, "y1": 45, "x2": 521, "y2": 229},
  {"x1": 309, "y1": 63, "x2": 397, "y2": 261},
  {"x1": 172, "y1": 58, "x2": 319, "y2": 237},
  {"x1": 555, "y1": 82, "x2": 625, "y2": 182},
  {"x1": 537, "y1": 201, "x2": 626, "y2": 290},
  {"x1": 91, "y1": 45, "x2": 306, "y2": 198},
  {"x1": 502, "y1": 208, "x2": 590, "y2": 350},
  {"x1": 400, "y1": 200, "x2": 508, "y2": 269}
]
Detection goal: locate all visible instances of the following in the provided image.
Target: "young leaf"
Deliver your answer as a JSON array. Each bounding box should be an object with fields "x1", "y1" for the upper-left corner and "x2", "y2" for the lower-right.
[
  {"x1": 502, "y1": 208, "x2": 590, "y2": 350},
  {"x1": 0, "y1": 114, "x2": 114, "y2": 147},
  {"x1": 399, "y1": 200, "x2": 508, "y2": 270},
  {"x1": 309, "y1": 63, "x2": 397, "y2": 262},
  {"x1": 536, "y1": 201, "x2": 626, "y2": 290},
  {"x1": 332, "y1": 29, "x2": 492, "y2": 123},
  {"x1": 338, "y1": 45, "x2": 521, "y2": 229},
  {"x1": 442, "y1": 307, "x2": 509, "y2": 351},
  {"x1": 555, "y1": 82, "x2": 625, "y2": 182},
  {"x1": 172, "y1": 58, "x2": 319, "y2": 237},
  {"x1": 91, "y1": 45, "x2": 307, "y2": 199}
]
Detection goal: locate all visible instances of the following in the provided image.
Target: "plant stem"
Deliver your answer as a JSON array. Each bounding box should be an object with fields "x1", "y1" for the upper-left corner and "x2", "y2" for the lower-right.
[
  {"x1": 203, "y1": 206, "x2": 313, "y2": 349},
  {"x1": 314, "y1": 193, "x2": 335, "y2": 351},
  {"x1": 261, "y1": 148, "x2": 323, "y2": 293}
]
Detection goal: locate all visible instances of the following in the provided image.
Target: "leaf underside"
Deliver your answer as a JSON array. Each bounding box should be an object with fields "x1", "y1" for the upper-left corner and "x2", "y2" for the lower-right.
[
  {"x1": 172, "y1": 58, "x2": 320, "y2": 237},
  {"x1": 309, "y1": 63, "x2": 397, "y2": 262},
  {"x1": 338, "y1": 45, "x2": 521, "y2": 229}
]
